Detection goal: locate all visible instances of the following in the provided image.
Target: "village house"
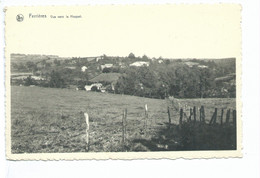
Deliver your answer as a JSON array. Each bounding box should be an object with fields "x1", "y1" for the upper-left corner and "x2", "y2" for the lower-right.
[
  {"x1": 84, "y1": 83, "x2": 103, "y2": 91},
  {"x1": 158, "y1": 59, "x2": 163, "y2": 64},
  {"x1": 81, "y1": 66, "x2": 88, "y2": 72},
  {"x1": 198, "y1": 65, "x2": 208, "y2": 69},
  {"x1": 101, "y1": 64, "x2": 113, "y2": 70},
  {"x1": 130, "y1": 61, "x2": 150, "y2": 67}
]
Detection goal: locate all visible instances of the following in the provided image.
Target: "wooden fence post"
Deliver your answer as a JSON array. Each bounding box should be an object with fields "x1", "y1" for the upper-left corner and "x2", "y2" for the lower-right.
[
  {"x1": 179, "y1": 108, "x2": 183, "y2": 129},
  {"x1": 189, "y1": 108, "x2": 193, "y2": 122},
  {"x1": 122, "y1": 109, "x2": 127, "y2": 143},
  {"x1": 226, "y1": 109, "x2": 230, "y2": 124},
  {"x1": 200, "y1": 106, "x2": 205, "y2": 123},
  {"x1": 199, "y1": 107, "x2": 202, "y2": 122},
  {"x1": 125, "y1": 108, "x2": 127, "y2": 137},
  {"x1": 84, "y1": 112, "x2": 89, "y2": 151},
  {"x1": 232, "y1": 110, "x2": 236, "y2": 126},
  {"x1": 193, "y1": 106, "x2": 196, "y2": 123},
  {"x1": 145, "y1": 104, "x2": 148, "y2": 130},
  {"x1": 209, "y1": 108, "x2": 217, "y2": 125},
  {"x1": 167, "y1": 106, "x2": 171, "y2": 127},
  {"x1": 220, "y1": 109, "x2": 224, "y2": 126},
  {"x1": 213, "y1": 108, "x2": 217, "y2": 124}
]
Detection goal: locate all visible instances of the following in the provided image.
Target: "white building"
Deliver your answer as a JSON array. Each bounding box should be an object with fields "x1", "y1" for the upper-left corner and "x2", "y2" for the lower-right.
[
  {"x1": 81, "y1": 66, "x2": 88, "y2": 72},
  {"x1": 198, "y1": 65, "x2": 208, "y2": 69},
  {"x1": 130, "y1": 61, "x2": 150, "y2": 67},
  {"x1": 84, "y1": 83, "x2": 103, "y2": 91},
  {"x1": 158, "y1": 59, "x2": 163, "y2": 64},
  {"x1": 101, "y1": 64, "x2": 113, "y2": 70}
]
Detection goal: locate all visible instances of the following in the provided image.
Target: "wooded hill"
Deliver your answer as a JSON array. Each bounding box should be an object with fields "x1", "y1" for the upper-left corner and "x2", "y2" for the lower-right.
[{"x1": 10, "y1": 53, "x2": 236, "y2": 99}]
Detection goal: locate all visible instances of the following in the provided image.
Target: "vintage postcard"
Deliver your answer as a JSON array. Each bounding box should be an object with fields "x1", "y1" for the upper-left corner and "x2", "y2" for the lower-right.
[{"x1": 5, "y1": 4, "x2": 242, "y2": 160}]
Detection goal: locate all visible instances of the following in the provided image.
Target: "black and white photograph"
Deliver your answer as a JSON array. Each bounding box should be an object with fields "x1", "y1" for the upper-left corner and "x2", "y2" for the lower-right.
[
  {"x1": 5, "y1": 5, "x2": 241, "y2": 159},
  {"x1": 3, "y1": 0, "x2": 260, "y2": 177}
]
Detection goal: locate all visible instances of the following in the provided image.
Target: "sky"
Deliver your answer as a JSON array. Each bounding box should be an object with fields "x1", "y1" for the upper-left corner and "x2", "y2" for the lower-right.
[{"x1": 5, "y1": 5, "x2": 241, "y2": 59}]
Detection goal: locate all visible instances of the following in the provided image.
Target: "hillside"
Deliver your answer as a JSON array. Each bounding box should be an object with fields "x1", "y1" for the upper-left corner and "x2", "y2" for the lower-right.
[
  {"x1": 10, "y1": 53, "x2": 236, "y2": 98},
  {"x1": 10, "y1": 53, "x2": 64, "y2": 64},
  {"x1": 11, "y1": 86, "x2": 236, "y2": 153}
]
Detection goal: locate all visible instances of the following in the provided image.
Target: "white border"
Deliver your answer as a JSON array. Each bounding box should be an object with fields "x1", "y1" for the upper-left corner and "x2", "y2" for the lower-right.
[{"x1": 1, "y1": 0, "x2": 260, "y2": 178}]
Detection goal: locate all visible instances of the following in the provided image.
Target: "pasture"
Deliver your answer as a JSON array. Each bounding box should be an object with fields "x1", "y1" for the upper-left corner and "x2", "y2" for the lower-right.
[{"x1": 11, "y1": 86, "x2": 236, "y2": 153}]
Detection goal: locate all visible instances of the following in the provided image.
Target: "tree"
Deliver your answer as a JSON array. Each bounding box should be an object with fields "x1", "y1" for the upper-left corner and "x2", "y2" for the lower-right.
[
  {"x1": 165, "y1": 59, "x2": 170, "y2": 65},
  {"x1": 102, "y1": 67, "x2": 112, "y2": 73},
  {"x1": 49, "y1": 70, "x2": 65, "y2": 88},
  {"x1": 142, "y1": 55, "x2": 149, "y2": 60},
  {"x1": 25, "y1": 61, "x2": 36, "y2": 72},
  {"x1": 16, "y1": 63, "x2": 27, "y2": 71},
  {"x1": 53, "y1": 59, "x2": 61, "y2": 66},
  {"x1": 128, "y1": 52, "x2": 135, "y2": 59},
  {"x1": 102, "y1": 54, "x2": 108, "y2": 60},
  {"x1": 24, "y1": 76, "x2": 35, "y2": 86}
]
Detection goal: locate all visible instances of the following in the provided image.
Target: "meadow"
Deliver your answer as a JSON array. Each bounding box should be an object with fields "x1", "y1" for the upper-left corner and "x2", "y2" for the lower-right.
[{"x1": 11, "y1": 86, "x2": 236, "y2": 153}]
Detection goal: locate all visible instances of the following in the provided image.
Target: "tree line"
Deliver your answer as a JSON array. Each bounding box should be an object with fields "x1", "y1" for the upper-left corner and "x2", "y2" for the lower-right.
[
  {"x1": 114, "y1": 62, "x2": 235, "y2": 99},
  {"x1": 12, "y1": 54, "x2": 236, "y2": 99}
]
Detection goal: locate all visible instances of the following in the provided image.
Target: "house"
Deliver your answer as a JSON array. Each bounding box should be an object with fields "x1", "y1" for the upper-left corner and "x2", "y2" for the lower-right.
[
  {"x1": 89, "y1": 73, "x2": 121, "y2": 92},
  {"x1": 101, "y1": 64, "x2": 113, "y2": 70},
  {"x1": 130, "y1": 61, "x2": 150, "y2": 67},
  {"x1": 84, "y1": 83, "x2": 103, "y2": 91},
  {"x1": 158, "y1": 60, "x2": 163, "y2": 64},
  {"x1": 198, "y1": 65, "x2": 208, "y2": 69},
  {"x1": 81, "y1": 66, "x2": 88, "y2": 72},
  {"x1": 84, "y1": 85, "x2": 92, "y2": 91}
]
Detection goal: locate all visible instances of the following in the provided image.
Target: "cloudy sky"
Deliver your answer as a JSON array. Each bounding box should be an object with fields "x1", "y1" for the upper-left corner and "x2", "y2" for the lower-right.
[{"x1": 5, "y1": 5, "x2": 241, "y2": 58}]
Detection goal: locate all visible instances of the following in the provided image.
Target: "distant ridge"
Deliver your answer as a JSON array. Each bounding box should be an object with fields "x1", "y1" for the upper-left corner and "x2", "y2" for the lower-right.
[
  {"x1": 10, "y1": 53, "x2": 70, "y2": 63},
  {"x1": 10, "y1": 53, "x2": 236, "y2": 64}
]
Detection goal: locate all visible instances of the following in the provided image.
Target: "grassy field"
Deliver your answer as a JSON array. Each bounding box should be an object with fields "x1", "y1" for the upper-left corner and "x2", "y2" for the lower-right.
[{"x1": 11, "y1": 86, "x2": 236, "y2": 153}]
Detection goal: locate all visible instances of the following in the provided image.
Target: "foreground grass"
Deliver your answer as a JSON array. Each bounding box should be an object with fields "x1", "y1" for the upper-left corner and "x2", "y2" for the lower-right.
[
  {"x1": 11, "y1": 86, "x2": 236, "y2": 153},
  {"x1": 11, "y1": 86, "x2": 168, "y2": 153},
  {"x1": 132, "y1": 122, "x2": 236, "y2": 151}
]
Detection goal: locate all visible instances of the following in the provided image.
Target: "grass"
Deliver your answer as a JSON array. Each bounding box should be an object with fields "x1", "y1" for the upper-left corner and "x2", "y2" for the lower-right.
[
  {"x1": 11, "y1": 86, "x2": 236, "y2": 153},
  {"x1": 132, "y1": 122, "x2": 236, "y2": 151}
]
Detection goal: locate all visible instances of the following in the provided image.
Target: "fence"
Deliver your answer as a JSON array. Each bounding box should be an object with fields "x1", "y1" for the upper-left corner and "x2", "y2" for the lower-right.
[
  {"x1": 83, "y1": 102, "x2": 237, "y2": 151},
  {"x1": 175, "y1": 106, "x2": 237, "y2": 126}
]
